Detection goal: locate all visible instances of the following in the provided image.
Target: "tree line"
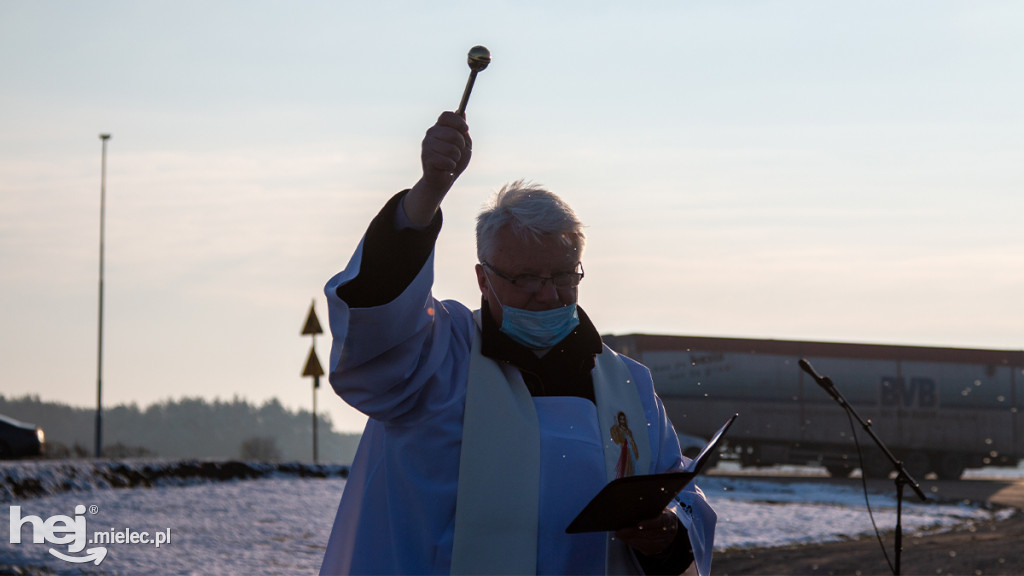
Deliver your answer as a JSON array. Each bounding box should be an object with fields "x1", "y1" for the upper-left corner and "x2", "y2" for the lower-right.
[{"x1": 1, "y1": 394, "x2": 361, "y2": 463}]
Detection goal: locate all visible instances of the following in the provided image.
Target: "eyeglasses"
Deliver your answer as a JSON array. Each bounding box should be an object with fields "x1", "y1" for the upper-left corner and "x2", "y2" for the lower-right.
[{"x1": 481, "y1": 261, "x2": 584, "y2": 293}]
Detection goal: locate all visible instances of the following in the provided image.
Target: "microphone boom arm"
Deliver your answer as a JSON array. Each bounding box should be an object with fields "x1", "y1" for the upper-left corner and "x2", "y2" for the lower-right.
[
  {"x1": 798, "y1": 357, "x2": 926, "y2": 575},
  {"x1": 798, "y1": 358, "x2": 926, "y2": 501}
]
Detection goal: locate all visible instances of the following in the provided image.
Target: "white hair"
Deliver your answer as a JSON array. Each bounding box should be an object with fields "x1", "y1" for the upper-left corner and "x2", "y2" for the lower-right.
[{"x1": 475, "y1": 179, "x2": 586, "y2": 263}]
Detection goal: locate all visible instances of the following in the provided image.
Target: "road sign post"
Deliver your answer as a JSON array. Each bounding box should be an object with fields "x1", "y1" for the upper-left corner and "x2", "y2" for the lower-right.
[{"x1": 301, "y1": 301, "x2": 324, "y2": 463}]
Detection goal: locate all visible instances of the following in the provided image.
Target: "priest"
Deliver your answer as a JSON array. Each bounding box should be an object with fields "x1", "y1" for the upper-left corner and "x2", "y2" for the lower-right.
[{"x1": 319, "y1": 111, "x2": 716, "y2": 575}]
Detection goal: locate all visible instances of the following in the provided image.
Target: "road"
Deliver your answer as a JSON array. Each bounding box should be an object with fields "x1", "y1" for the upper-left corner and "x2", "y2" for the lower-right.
[{"x1": 711, "y1": 473, "x2": 1024, "y2": 576}]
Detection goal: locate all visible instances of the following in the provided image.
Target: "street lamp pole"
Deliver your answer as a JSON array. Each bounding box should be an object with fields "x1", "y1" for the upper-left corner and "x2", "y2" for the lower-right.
[{"x1": 96, "y1": 133, "x2": 111, "y2": 459}]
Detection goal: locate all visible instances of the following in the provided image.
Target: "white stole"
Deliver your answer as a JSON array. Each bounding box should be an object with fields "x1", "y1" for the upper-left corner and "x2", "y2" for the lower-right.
[{"x1": 451, "y1": 316, "x2": 651, "y2": 575}]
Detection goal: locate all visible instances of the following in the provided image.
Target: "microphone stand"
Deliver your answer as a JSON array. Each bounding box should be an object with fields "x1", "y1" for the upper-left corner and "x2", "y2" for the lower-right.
[{"x1": 799, "y1": 358, "x2": 927, "y2": 576}]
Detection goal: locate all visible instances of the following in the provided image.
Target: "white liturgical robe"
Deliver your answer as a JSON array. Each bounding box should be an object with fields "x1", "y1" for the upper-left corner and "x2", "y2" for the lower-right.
[{"x1": 319, "y1": 235, "x2": 716, "y2": 575}]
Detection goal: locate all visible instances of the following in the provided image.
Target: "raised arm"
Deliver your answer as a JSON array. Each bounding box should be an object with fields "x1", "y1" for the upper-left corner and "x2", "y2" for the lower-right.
[
  {"x1": 323, "y1": 111, "x2": 475, "y2": 423},
  {"x1": 334, "y1": 111, "x2": 473, "y2": 308}
]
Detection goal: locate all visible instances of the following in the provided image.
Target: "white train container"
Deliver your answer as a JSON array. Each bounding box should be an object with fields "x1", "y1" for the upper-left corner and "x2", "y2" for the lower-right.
[{"x1": 604, "y1": 334, "x2": 1024, "y2": 479}]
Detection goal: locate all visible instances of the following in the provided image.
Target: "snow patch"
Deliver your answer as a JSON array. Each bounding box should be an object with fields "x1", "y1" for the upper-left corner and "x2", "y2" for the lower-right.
[{"x1": 1, "y1": 460, "x2": 348, "y2": 503}]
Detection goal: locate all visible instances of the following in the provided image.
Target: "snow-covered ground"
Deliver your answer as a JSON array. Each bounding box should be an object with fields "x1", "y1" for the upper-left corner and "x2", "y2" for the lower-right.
[
  {"x1": 701, "y1": 475, "x2": 1014, "y2": 551},
  {"x1": 3, "y1": 477, "x2": 340, "y2": 575},
  {"x1": 2, "y1": 465, "x2": 1019, "y2": 575}
]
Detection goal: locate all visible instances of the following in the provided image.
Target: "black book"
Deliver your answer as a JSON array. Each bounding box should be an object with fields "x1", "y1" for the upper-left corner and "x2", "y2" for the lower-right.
[{"x1": 566, "y1": 413, "x2": 738, "y2": 534}]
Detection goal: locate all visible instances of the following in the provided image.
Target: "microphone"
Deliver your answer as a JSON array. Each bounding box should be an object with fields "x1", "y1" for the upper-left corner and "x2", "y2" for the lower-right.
[
  {"x1": 798, "y1": 358, "x2": 823, "y2": 382},
  {"x1": 799, "y1": 358, "x2": 840, "y2": 401}
]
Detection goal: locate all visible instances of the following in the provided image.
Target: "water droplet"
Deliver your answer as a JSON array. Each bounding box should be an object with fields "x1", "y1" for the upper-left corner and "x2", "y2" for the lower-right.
[{"x1": 974, "y1": 380, "x2": 982, "y2": 387}]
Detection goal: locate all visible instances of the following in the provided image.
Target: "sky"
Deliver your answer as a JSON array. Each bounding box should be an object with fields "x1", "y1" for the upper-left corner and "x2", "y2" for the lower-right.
[{"x1": 2, "y1": 1, "x2": 1022, "y2": 434}]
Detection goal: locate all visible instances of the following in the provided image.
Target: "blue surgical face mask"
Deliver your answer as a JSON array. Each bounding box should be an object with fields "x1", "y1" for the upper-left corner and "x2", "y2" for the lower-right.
[
  {"x1": 500, "y1": 302, "x2": 580, "y2": 349},
  {"x1": 486, "y1": 272, "x2": 580, "y2": 349}
]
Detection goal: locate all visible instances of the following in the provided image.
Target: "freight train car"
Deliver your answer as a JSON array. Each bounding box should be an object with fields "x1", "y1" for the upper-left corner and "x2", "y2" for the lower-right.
[{"x1": 603, "y1": 334, "x2": 1024, "y2": 479}]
